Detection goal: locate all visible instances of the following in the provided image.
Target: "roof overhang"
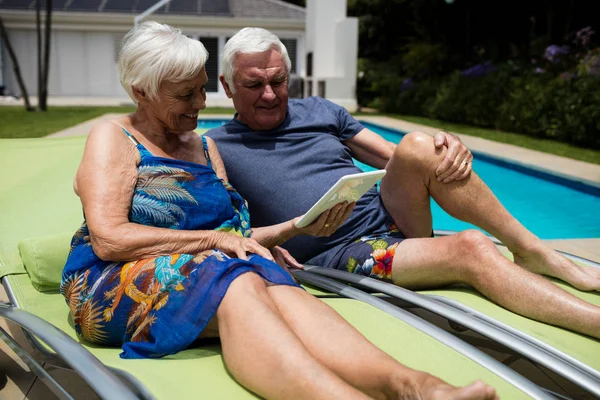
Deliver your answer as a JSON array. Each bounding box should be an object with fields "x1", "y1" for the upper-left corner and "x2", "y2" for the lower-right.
[{"x1": 0, "y1": 10, "x2": 305, "y2": 33}]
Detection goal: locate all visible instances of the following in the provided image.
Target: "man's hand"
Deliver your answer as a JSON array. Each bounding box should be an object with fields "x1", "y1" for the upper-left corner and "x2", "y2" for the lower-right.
[
  {"x1": 295, "y1": 202, "x2": 356, "y2": 237},
  {"x1": 271, "y1": 246, "x2": 303, "y2": 270},
  {"x1": 271, "y1": 246, "x2": 303, "y2": 283},
  {"x1": 434, "y1": 131, "x2": 473, "y2": 183}
]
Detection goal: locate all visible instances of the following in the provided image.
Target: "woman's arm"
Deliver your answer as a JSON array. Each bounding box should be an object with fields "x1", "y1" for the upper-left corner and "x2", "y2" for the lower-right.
[
  {"x1": 76, "y1": 123, "x2": 272, "y2": 262},
  {"x1": 205, "y1": 136, "x2": 228, "y2": 181}
]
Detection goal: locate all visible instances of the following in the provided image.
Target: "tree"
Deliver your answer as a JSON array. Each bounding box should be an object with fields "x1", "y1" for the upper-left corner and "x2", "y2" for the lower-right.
[
  {"x1": 36, "y1": 0, "x2": 53, "y2": 111},
  {"x1": 0, "y1": 16, "x2": 34, "y2": 111}
]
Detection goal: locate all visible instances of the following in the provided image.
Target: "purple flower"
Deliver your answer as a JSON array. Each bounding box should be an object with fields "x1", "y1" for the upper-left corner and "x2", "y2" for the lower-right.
[
  {"x1": 574, "y1": 27, "x2": 595, "y2": 47},
  {"x1": 400, "y1": 78, "x2": 415, "y2": 91},
  {"x1": 559, "y1": 72, "x2": 576, "y2": 81},
  {"x1": 460, "y1": 62, "x2": 496, "y2": 77},
  {"x1": 544, "y1": 45, "x2": 569, "y2": 63},
  {"x1": 534, "y1": 67, "x2": 545, "y2": 74}
]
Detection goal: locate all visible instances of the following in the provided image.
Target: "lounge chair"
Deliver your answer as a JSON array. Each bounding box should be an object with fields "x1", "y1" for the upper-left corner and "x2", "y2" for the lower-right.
[
  {"x1": 305, "y1": 242, "x2": 600, "y2": 397},
  {"x1": 0, "y1": 136, "x2": 554, "y2": 399}
]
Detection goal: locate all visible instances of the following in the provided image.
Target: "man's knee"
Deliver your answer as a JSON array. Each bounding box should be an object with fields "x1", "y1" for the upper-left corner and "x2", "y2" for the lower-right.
[
  {"x1": 453, "y1": 230, "x2": 497, "y2": 281},
  {"x1": 394, "y1": 131, "x2": 438, "y2": 167},
  {"x1": 455, "y1": 230, "x2": 495, "y2": 258}
]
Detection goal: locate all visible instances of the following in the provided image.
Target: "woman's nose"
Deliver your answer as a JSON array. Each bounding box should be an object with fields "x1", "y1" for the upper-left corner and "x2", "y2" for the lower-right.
[{"x1": 194, "y1": 92, "x2": 206, "y2": 110}]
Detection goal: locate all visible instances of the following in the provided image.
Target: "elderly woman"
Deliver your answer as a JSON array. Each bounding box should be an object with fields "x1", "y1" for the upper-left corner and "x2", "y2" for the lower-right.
[{"x1": 61, "y1": 21, "x2": 496, "y2": 400}]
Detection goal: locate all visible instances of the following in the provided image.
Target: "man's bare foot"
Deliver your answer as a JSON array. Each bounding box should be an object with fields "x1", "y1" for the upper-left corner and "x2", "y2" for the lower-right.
[
  {"x1": 393, "y1": 373, "x2": 497, "y2": 400},
  {"x1": 513, "y1": 243, "x2": 600, "y2": 292}
]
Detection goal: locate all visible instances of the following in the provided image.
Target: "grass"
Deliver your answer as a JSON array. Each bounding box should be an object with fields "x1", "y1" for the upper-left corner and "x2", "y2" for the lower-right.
[
  {"x1": 0, "y1": 106, "x2": 234, "y2": 139},
  {"x1": 1, "y1": 105, "x2": 598, "y2": 165},
  {"x1": 356, "y1": 113, "x2": 600, "y2": 165}
]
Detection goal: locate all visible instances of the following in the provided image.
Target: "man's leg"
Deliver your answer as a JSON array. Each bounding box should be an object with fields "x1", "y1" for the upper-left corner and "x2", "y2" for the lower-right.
[
  {"x1": 390, "y1": 231, "x2": 600, "y2": 339},
  {"x1": 380, "y1": 131, "x2": 600, "y2": 291}
]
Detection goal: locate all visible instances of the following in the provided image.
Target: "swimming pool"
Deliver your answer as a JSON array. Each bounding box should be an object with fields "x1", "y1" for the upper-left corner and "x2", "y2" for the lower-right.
[
  {"x1": 199, "y1": 119, "x2": 600, "y2": 239},
  {"x1": 196, "y1": 119, "x2": 229, "y2": 130},
  {"x1": 360, "y1": 121, "x2": 600, "y2": 239}
]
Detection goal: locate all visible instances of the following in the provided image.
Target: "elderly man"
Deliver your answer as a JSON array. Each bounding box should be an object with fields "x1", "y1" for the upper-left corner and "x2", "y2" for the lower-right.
[{"x1": 206, "y1": 27, "x2": 600, "y2": 339}]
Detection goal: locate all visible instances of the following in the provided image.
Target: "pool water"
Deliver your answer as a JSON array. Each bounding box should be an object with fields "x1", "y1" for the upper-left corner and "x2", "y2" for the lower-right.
[
  {"x1": 199, "y1": 119, "x2": 600, "y2": 239},
  {"x1": 196, "y1": 119, "x2": 229, "y2": 131},
  {"x1": 359, "y1": 121, "x2": 600, "y2": 239}
]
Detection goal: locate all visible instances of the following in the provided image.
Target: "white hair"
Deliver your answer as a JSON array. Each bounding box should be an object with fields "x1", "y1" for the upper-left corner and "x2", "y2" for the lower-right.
[
  {"x1": 118, "y1": 21, "x2": 208, "y2": 104},
  {"x1": 222, "y1": 27, "x2": 291, "y2": 93}
]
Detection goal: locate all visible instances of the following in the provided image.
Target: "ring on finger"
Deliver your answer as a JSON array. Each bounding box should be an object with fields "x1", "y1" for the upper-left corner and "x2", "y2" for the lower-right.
[{"x1": 324, "y1": 223, "x2": 330, "y2": 227}]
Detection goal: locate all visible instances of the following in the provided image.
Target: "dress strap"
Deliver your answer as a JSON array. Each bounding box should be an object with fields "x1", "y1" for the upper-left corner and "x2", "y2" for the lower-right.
[
  {"x1": 201, "y1": 136, "x2": 212, "y2": 169},
  {"x1": 110, "y1": 120, "x2": 153, "y2": 159}
]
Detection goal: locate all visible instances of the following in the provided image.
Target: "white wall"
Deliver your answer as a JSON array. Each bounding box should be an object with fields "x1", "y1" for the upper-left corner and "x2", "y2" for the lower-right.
[
  {"x1": 305, "y1": 0, "x2": 358, "y2": 111},
  {"x1": 4, "y1": 29, "x2": 128, "y2": 98}
]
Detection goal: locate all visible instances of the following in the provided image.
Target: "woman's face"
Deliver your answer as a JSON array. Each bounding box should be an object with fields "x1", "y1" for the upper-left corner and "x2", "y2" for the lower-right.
[{"x1": 150, "y1": 67, "x2": 208, "y2": 132}]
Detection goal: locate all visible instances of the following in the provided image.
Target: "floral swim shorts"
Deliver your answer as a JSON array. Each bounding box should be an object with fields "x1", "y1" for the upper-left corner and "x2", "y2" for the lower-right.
[{"x1": 332, "y1": 228, "x2": 405, "y2": 281}]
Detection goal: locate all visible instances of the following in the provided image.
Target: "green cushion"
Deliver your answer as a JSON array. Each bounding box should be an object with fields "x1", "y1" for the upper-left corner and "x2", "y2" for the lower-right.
[
  {"x1": 5, "y1": 273, "x2": 530, "y2": 399},
  {"x1": 18, "y1": 232, "x2": 73, "y2": 292}
]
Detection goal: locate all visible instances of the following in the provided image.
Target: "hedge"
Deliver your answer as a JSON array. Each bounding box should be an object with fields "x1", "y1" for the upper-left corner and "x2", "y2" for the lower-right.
[{"x1": 373, "y1": 67, "x2": 600, "y2": 149}]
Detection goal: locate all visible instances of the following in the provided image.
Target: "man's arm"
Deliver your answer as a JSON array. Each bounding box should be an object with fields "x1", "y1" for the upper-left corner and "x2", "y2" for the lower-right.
[{"x1": 344, "y1": 128, "x2": 397, "y2": 170}]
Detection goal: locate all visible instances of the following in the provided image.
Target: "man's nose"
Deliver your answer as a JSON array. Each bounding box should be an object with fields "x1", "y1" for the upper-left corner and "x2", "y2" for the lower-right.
[{"x1": 261, "y1": 85, "x2": 276, "y2": 101}]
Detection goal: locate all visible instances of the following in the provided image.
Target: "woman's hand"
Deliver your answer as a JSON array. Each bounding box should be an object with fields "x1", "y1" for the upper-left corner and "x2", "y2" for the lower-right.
[
  {"x1": 294, "y1": 201, "x2": 356, "y2": 237},
  {"x1": 214, "y1": 232, "x2": 274, "y2": 261}
]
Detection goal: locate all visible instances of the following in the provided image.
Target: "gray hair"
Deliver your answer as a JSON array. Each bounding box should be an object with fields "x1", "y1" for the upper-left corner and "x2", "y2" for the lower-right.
[
  {"x1": 222, "y1": 27, "x2": 291, "y2": 93},
  {"x1": 118, "y1": 21, "x2": 208, "y2": 104}
]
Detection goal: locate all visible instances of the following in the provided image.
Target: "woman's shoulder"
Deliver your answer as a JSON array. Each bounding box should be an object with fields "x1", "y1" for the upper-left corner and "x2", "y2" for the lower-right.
[
  {"x1": 84, "y1": 119, "x2": 139, "y2": 160},
  {"x1": 88, "y1": 119, "x2": 130, "y2": 140}
]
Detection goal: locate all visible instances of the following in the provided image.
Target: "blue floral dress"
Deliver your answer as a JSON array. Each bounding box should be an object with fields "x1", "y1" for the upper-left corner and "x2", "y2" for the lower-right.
[{"x1": 60, "y1": 129, "x2": 299, "y2": 359}]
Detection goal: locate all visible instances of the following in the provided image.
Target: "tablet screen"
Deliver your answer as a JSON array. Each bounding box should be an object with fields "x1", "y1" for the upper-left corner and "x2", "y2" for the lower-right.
[{"x1": 295, "y1": 170, "x2": 387, "y2": 228}]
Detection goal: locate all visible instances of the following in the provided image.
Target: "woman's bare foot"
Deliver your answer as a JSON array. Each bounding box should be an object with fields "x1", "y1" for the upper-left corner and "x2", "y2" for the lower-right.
[
  {"x1": 391, "y1": 372, "x2": 497, "y2": 400},
  {"x1": 513, "y1": 243, "x2": 600, "y2": 292}
]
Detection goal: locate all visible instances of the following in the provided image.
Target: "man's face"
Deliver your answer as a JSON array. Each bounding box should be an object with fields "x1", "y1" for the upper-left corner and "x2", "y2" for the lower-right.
[{"x1": 221, "y1": 48, "x2": 288, "y2": 131}]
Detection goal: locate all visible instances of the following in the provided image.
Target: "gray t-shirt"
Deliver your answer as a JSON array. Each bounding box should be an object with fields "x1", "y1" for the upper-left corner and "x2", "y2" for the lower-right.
[{"x1": 206, "y1": 97, "x2": 395, "y2": 266}]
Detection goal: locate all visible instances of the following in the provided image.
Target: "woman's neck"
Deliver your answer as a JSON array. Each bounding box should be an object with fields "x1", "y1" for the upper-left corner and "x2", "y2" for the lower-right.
[{"x1": 129, "y1": 108, "x2": 183, "y2": 150}]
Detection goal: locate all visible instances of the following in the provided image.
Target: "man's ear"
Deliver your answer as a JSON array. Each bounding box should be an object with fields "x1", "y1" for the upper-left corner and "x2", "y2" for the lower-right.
[
  {"x1": 132, "y1": 86, "x2": 147, "y2": 103},
  {"x1": 220, "y1": 75, "x2": 233, "y2": 98}
]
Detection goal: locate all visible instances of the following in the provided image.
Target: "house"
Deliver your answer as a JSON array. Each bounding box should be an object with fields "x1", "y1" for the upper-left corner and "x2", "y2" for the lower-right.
[{"x1": 0, "y1": 0, "x2": 357, "y2": 109}]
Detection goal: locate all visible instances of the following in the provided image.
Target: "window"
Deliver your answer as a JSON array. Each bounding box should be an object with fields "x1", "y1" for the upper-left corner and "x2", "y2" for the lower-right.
[
  {"x1": 114, "y1": 35, "x2": 123, "y2": 62},
  {"x1": 280, "y1": 39, "x2": 297, "y2": 74},
  {"x1": 199, "y1": 37, "x2": 219, "y2": 92}
]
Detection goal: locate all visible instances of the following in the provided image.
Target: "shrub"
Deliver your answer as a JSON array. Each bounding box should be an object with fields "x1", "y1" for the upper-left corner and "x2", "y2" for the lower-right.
[{"x1": 371, "y1": 63, "x2": 600, "y2": 149}]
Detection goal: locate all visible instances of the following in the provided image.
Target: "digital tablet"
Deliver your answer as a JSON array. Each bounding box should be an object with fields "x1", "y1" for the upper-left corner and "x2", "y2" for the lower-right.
[{"x1": 295, "y1": 170, "x2": 387, "y2": 228}]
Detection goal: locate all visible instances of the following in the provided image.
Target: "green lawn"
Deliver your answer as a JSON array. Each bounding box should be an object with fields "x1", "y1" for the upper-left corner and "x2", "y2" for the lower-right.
[
  {"x1": 1, "y1": 106, "x2": 598, "y2": 165},
  {"x1": 0, "y1": 106, "x2": 234, "y2": 139},
  {"x1": 357, "y1": 113, "x2": 600, "y2": 165}
]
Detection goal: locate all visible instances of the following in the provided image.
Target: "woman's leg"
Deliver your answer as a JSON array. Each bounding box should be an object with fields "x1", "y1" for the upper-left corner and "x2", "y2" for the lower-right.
[
  {"x1": 390, "y1": 231, "x2": 600, "y2": 339},
  {"x1": 216, "y1": 272, "x2": 369, "y2": 400},
  {"x1": 266, "y1": 284, "x2": 497, "y2": 400}
]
